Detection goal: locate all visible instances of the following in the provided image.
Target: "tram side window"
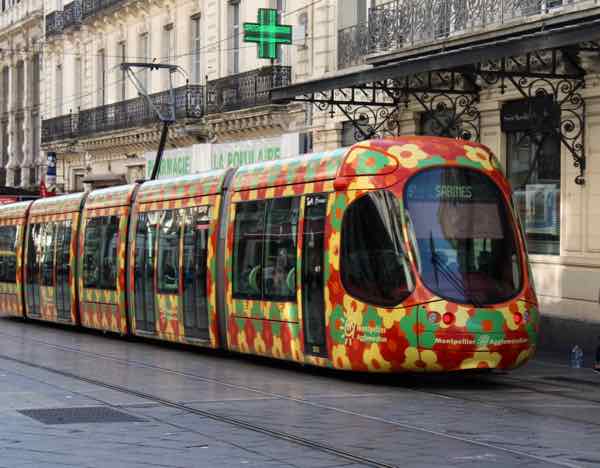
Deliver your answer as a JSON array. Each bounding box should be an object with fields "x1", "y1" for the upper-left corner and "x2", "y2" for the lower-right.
[
  {"x1": 233, "y1": 201, "x2": 266, "y2": 298},
  {"x1": 0, "y1": 225, "x2": 17, "y2": 283},
  {"x1": 40, "y1": 223, "x2": 56, "y2": 286},
  {"x1": 157, "y1": 210, "x2": 181, "y2": 294},
  {"x1": 83, "y1": 216, "x2": 120, "y2": 290},
  {"x1": 263, "y1": 198, "x2": 300, "y2": 301},
  {"x1": 341, "y1": 191, "x2": 413, "y2": 307}
]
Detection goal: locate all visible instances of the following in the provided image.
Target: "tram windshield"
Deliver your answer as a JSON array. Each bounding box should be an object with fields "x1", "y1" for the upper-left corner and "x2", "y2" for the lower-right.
[{"x1": 404, "y1": 167, "x2": 522, "y2": 305}]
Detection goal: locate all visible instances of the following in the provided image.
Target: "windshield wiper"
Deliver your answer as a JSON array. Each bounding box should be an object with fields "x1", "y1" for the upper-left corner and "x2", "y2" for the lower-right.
[{"x1": 429, "y1": 232, "x2": 484, "y2": 308}]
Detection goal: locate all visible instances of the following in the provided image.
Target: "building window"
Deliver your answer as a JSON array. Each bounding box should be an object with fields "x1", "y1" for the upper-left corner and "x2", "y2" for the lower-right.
[
  {"x1": 32, "y1": 53, "x2": 41, "y2": 107},
  {"x1": 228, "y1": 0, "x2": 240, "y2": 75},
  {"x1": 97, "y1": 49, "x2": 106, "y2": 107},
  {"x1": 138, "y1": 33, "x2": 150, "y2": 91},
  {"x1": 337, "y1": 0, "x2": 367, "y2": 30},
  {"x1": 55, "y1": 64, "x2": 63, "y2": 116},
  {"x1": 162, "y1": 24, "x2": 175, "y2": 89},
  {"x1": 504, "y1": 97, "x2": 561, "y2": 255},
  {"x1": 341, "y1": 120, "x2": 370, "y2": 146},
  {"x1": 117, "y1": 41, "x2": 126, "y2": 101},
  {"x1": 191, "y1": 15, "x2": 202, "y2": 84}
]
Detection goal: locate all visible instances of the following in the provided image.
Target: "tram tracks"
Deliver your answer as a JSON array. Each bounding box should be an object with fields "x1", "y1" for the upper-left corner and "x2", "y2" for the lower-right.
[{"x1": 0, "y1": 324, "x2": 590, "y2": 468}]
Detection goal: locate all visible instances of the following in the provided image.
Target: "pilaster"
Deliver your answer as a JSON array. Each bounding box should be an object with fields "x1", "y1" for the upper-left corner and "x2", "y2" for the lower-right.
[{"x1": 5, "y1": 60, "x2": 17, "y2": 186}]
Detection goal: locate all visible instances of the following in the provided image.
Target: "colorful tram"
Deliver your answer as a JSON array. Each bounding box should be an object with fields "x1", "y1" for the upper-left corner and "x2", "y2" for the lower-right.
[{"x1": 0, "y1": 137, "x2": 539, "y2": 372}]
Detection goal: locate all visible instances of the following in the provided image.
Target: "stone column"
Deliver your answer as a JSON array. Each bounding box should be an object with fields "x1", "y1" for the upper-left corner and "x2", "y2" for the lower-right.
[
  {"x1": 5, "y1": 60, "x2": 16, "y2": 187},
  {"x1": 21, "y1": 56, "x2": 33, "y2": 188}
]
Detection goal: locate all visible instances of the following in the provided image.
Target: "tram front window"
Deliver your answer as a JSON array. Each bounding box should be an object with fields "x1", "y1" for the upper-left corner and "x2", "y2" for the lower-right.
[{"x1": 404, "y1": 167, "x2": 522, "y2": 305}]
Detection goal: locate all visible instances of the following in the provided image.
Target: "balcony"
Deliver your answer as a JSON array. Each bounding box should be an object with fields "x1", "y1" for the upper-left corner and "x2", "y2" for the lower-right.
[
  {"x1": 63, "y1": 1, "x2": 82, "y2": 29},
  {"x1": 0, "y1": 0, "x2": 43, "y2": 31},
  {"x1": 45, "y1": 11, "x2": 63, "y2": 38},
  {"x1": 372, "y1": 0, "x2": 579, "y2": 52},
  {"x1": 81, "y1": 0, "x2": 124, "y2": 20},
  {"x1": 41, "y1": 114, "x2": 78, "y2": 143},
  {"x1": 42, "y1": 85, "x2": 203, "y2": 143},
  {"x1": 338, "y1": 0, "x2": 588, "y2": 68},
  {"x1": 206, "y1": 65, "x2": 291, "y2": 113},
  {"x1": 42, "y1": 66, "x2": 290, "y2": 144}
]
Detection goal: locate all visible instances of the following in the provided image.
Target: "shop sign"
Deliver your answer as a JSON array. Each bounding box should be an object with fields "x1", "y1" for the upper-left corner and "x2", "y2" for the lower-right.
[
  {"x1": 145, "y1": 147, "x2": 195, "y2": 179},
  {"x1": 501, "y1": 96, "x2": 561, "y2": 132}
]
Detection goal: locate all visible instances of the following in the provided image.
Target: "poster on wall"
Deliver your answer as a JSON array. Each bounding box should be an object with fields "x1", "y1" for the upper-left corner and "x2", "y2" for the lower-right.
[{"x1": 524, "y1": 184, "x2": 560, "y2": 236}]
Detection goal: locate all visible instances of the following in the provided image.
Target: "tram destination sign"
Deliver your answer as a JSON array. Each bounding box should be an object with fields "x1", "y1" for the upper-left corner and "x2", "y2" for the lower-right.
[{"x1": 243, "y1": 8, "x2": 292, "y2": 60}]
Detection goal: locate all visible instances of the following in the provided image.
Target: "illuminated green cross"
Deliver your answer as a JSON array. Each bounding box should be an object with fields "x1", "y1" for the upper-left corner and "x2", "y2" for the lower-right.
[{"x1": 243, "y1": 8, "x2": 292, "y2": 60}]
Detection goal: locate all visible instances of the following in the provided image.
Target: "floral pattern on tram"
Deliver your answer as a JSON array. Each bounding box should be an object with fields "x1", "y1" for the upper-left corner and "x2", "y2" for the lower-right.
[
  {"x1": 129, "y1": 171, "x2": 227, "y2": 348},
  {"x1": 79, "y1": 185, "x2": 135, "y2": 334},
  {"x1": 0, "y1": 201, "x2": 32, "y2": 318},
  {"x1": 226, "y1": 137, "x2": 537, "y2": 372}
]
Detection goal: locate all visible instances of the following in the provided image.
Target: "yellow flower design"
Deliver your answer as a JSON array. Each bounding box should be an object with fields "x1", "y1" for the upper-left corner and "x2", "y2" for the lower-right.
[
  {"x1": 464, "y1": 145, "x2": 495, "y2": 171},
  {"x1": 387, "y1": 144, "x2": 429, "y2": 169}
]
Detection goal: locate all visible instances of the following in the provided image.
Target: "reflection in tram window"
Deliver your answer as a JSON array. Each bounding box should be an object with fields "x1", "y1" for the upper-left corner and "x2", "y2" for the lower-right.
[
  {"x1": 233, "y1": 201, "x2": 266, "y2": 298},
  {"x1": 157, "y1": 210, "x2": 181, "y2": 294},
  {"x1": 0, "y1": 225, "x2": 17, "y2": 283},
  {"x1": 40, "y1": 223, "x2": 56, "y2": 286},
  {"x1": 341, "y1": 191, "x2": 413, "y2": 307},
  {"x1": 83, "y1": 216, "x2": 120, "y2": 290},
  {"x1": 404, "y1": 167, "x2": 522, "y2": 305},
  {"x1": 263, "y1": 198, "x2": 299, "y2": 301}
]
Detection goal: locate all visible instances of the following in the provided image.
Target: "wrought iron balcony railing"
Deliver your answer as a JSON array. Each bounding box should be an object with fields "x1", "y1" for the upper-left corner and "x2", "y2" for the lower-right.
[
  {"x1": 63, "y1": 1, "x2": 82, "y2": 29},
  {"x1": 368, "y1": 0, "x2": 570, "y2": 54},
  {"x1": 45, "y1": 11, "x2": 64, "y2": 37},
  {"x1": 42, "y1": 114, "x2": 78, "y2": 143},
  {"x1": 42, "y1": 66, "x2": 289, "y2": 144},
  {"x1": 81, "y1": 0, "x2": 124, "y2": 20},
  {"x1": 206, "y1": 65, "x2": 291, "y2": 113},
  {"x1": 78, "y1": 85, "x2": 204, "y2": 137}
]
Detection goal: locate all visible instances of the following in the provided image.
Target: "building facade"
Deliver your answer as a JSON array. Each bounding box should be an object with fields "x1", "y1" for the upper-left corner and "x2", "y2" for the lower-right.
[
  {"x1": 0, "y1": 0, "x2": 43, "y2": 189},
  {"x1": 41, "y1": 0, "x2": 319, "y2": 191}
]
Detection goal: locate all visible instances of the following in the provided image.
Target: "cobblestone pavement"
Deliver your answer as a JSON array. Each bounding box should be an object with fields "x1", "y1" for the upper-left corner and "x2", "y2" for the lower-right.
[{"x1": 0, "y1": 318, "x2": 598, "y2": 468}]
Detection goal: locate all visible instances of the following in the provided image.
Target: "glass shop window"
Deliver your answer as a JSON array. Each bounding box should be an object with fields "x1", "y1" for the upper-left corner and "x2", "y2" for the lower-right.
[
  {"x1": 157, "y1": 210, "x2": 181, "y2": 294},
  {"x1": 506, "y1": 115, "x2": 561, "y2": 256}
]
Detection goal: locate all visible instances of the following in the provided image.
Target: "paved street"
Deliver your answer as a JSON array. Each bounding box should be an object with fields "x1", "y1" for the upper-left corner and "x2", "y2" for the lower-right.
[{"x1": 0, "y1": 317, "x2": 597, "y2": 468}]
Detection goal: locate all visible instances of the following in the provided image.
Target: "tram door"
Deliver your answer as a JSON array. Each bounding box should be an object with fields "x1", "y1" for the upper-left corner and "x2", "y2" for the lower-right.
[
  {"x1": 182, "y1": 206, "x2": 210, "y2": 340},
  {"x1": 302, "y1": 194, "x2": 328, "y2": 357},
  {"x1": 55, "y1": 221, "x2": 72, "y2": 321},
  {"x1": 25, "y1": 224, "x2": 41, "y2": 317},
  {"x1": 134, "y1": 213, "x2": 156, "y2": 332}
]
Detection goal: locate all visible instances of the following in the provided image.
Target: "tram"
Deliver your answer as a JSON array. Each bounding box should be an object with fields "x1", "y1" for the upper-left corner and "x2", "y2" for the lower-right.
[{"x1": 0, "y1": 137, "x2": 539, "y2": 372}]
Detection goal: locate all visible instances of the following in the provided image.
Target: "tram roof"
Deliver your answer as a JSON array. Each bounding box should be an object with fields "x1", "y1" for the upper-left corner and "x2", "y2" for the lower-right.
[
  {"x1": 84, "y1": 184, "x2": 137, "y2": 211},
  {"x1": 231, "y1": 148, "x2": 348, "y2": 192},
  {"x1": 136, "y1": 170, "x2": 228, "y2": 204},
  {"x1": 29, "y1": 192, "x2": 87, "y2": 217},
  {"x1": 0, "y1": 200, "x2": 33, "y2": 221}
]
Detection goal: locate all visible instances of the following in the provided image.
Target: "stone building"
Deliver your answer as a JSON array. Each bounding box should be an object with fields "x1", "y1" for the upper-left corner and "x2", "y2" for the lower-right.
[{"x1": 0, "y1": 0, "x2": 43, "y2": 189}]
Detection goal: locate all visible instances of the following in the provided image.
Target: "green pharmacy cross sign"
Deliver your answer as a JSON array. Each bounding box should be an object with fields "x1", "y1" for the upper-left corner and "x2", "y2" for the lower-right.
[{"x1": 243, "y1": 8, "x2": 292, "y2": 60}]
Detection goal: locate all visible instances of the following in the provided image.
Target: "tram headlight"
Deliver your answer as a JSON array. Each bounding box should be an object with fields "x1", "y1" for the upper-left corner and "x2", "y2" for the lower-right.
[
  {"x1": 513, "y1": 312, "x2": 523, "y2": 325},
  {"x1": 442, "y1": 312, "x2": 455, "y2": 325}
]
